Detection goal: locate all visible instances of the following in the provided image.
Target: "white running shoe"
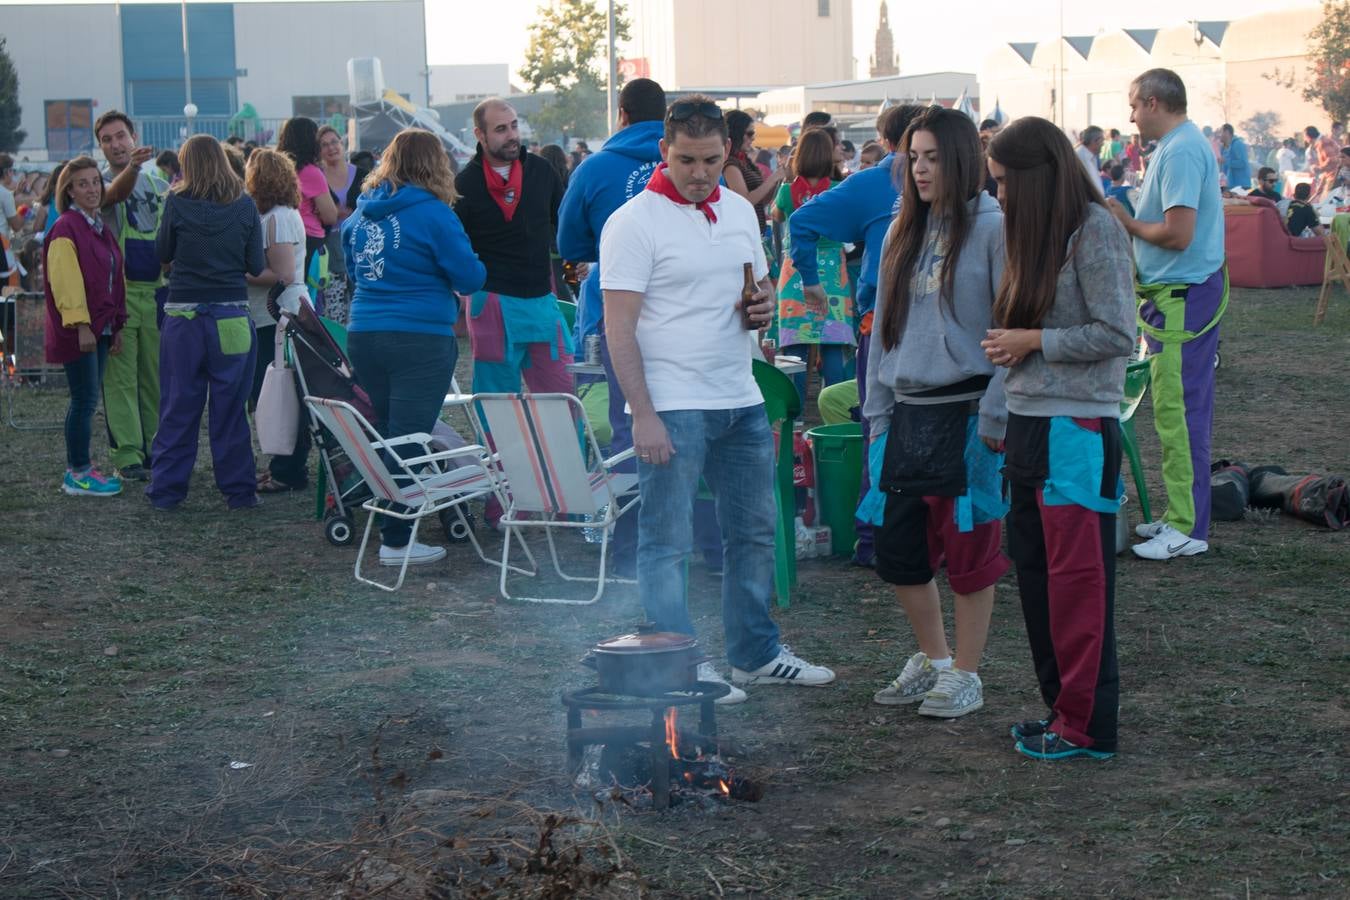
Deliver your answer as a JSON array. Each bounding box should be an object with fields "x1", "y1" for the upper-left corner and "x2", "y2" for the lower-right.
[
  {"x1": 697, "y1": 662, "x2": 747, "y2": 705},
  {"x1": 873, "y1": 651, "x2": 939, "y2": 705},
  {"x1": 1134, "y1": 520, "x2": 1168, "y2": 539},
  {"x1": 1131, "y1": 524, "x2": 1208, "y2": 560},
  {"x1": 379, "y1": 541, "x2": 447, "y2": 566},
  {"x1": 731, "y1": 646, "x2": 835, "y2": 687}
]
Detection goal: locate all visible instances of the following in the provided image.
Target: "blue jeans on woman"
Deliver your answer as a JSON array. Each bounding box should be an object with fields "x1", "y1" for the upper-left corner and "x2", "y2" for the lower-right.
[
  {"x1": 346, "y1": 330, "x2": 457, "y2": 548},
  {"x1": 637, "y1": 404, "x2": 781, "y2": 672},
  {"x1": 64, "y1": 335, "x2": 111, "y2": 470}
]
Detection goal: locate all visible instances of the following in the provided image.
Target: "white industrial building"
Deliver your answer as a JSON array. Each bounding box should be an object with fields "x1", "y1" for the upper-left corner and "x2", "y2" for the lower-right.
[{"x1": 3, "y1": 0, "x2": 429, "y2": 158}]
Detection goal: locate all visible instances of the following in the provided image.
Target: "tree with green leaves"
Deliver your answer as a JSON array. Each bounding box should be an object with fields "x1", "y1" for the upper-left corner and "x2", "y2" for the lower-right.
[
  {"x1": 518, "y1": 0, "x2": 630, "y2": 142},
  {"x1": 1303, "y1": 1, "x2": 1350, "y2": 124},
  {"x1": 0, "y1": 37, "x2": 26, "y2": 152}
]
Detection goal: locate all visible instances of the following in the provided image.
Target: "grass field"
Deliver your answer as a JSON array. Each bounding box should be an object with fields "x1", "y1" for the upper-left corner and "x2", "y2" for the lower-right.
[{"x1": 1, "y1": 285, "x2": 1346, "y2": 898}]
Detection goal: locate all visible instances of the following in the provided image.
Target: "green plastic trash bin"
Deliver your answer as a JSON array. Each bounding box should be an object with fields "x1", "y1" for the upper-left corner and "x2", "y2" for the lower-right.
[{"x1": 806, "y1": 422, "x2": 864, "y2": 557}]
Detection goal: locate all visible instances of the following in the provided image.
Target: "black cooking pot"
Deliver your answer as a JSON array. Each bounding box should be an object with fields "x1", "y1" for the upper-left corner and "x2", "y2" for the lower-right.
[{"x1": 581, "y1": 625, "x2": 708, "y2": 696}]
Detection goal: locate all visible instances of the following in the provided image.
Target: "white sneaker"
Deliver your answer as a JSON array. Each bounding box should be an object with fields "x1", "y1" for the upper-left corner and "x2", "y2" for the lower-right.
[
  {"x1": 918, "y1": 667, "x2": 984, "y2": 718},
  {"x1": 1135, "y1": 520, "x2": 1168, "y2": 539},
  {"x1": 731, "y1": 646, "x2": 835, "y2": 687},
  {"x1": 1131, "y1": 524, "x2": 1208, "y2": 560},
  {"x1": 697, "y1": 662, "x2": 747, "y2": 705},
  {"x1": 873, "y1": 651, "x2": 939, "y2": 705},
  {"x1": 379, "y1": 541, "x2": 447, "y2": 566}
]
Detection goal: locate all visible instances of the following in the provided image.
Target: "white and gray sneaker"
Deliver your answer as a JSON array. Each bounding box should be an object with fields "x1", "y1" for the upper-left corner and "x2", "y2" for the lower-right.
[
  {"x1": 379, "y1": 541, "x2": 447, "y2": 566},
  {"x1": 873, "y1": 651, "x2": 939, "y2": 705},
  {"x1": 731, "y1": 646, "x2": 835, "y2": 687},
  {"x1": 1132, "y1": 524, "x2": 1208, "y2": 560},
  {"x1": 697, "y1": 662, "x2": 747, "y2": 705},
  {"x1": 918, "y1": 667, "x2": 984, "y2": 718},
  {"x1": 1135, "y1": 520, "x2": 1169, "y2": 539}
]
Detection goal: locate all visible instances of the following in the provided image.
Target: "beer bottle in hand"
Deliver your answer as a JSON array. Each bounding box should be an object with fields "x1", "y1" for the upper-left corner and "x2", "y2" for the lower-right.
[{"x1": 740, "y1": 262, "x2": 758, "y2": 330}]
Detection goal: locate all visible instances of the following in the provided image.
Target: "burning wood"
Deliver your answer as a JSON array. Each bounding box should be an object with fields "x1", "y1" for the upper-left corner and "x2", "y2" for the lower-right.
[{"x1": 576, "y1": 709, "x2": 762, "y2": 809}]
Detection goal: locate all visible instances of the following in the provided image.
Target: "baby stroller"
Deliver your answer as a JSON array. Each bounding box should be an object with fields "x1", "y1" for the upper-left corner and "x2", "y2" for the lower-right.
[{"x1": 280, "y1": 296, "x2": 477, "y2": 546}]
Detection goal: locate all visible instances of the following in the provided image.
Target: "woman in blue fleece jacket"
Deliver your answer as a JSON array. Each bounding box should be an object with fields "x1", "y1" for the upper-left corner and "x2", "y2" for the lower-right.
[{"x1": 341, "y1": 129, "x2": 487, "y2": 566}]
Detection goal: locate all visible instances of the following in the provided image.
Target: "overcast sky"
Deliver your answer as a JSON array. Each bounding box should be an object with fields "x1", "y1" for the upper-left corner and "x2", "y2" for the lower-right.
[{"x1": 14, "y1": 0, "x2": 1318, "y2": 82}]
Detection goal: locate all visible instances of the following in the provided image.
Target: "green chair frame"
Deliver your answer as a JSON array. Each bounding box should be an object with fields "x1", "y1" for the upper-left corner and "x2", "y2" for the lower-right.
[
  {"x1": 1119, "y1": 358, "x2": 1152, "y2": 525},
  {"x1": 752, "y1": 359, "x2": 802, "y2": 608}
]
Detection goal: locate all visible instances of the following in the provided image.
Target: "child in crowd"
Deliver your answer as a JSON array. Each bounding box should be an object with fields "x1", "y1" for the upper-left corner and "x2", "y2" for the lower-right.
[
  {"x1": 983, "y1": 117, "x2": 1137, "y2": 761},
  {"x1": 864, "y1": 107, "x2": 1009, "y2": 719},
  {"x1": 1105, "y1": 164, "x2": 1135, "y2": 216},
  {"x1": 43, "y1": 157, "x2": 127, "y2": 496}
]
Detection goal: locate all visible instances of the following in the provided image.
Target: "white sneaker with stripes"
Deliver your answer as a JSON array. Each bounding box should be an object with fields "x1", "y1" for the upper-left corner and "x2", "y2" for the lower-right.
[{"x1": 731, "y1": 646, "x2": 835, "y2": 687}]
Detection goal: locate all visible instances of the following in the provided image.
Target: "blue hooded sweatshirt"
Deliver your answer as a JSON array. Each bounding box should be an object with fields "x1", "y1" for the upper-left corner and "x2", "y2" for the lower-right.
[
  {"x1": 557, "y1": 119, "x2": 664, "y2": 342},
  {"x1": 788, "y1": 153, "x2": 902, "y2": 316},
  {"x1": 342, "y1": 183, "x2": 486, "y2": 336}
]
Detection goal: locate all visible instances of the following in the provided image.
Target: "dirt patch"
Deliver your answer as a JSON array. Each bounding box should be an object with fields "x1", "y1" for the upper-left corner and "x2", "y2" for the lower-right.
[{"x1": 1, "y1": 287, "x2": 1346, "y2": 897}]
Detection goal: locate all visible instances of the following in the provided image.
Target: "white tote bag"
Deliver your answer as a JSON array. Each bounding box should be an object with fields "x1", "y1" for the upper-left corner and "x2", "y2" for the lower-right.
[{"x1": 256, "y1": 316, "x2": 299, "y2": 456}]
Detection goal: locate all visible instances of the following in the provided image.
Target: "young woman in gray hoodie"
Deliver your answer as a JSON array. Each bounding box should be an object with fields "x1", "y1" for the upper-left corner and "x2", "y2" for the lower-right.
[
  {"x1": 864, "y1": 108, "x2": 1009, "y2": 720},
  {"x1": 983, "y1": 117, "x2": 1137, "y2": 761}
]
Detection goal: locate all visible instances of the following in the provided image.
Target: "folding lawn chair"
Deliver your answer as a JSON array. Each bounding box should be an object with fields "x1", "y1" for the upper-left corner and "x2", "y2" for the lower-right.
[
  {"x1": 472, "y1": 392, "x2": 639, "y2": 605},
  {"x1": 304, "y1": 396, "x2": 525, "y2": 592}
]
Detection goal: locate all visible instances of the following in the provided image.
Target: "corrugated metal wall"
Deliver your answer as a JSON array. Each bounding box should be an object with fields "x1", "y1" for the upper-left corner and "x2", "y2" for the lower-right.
[{"x1": 121, "y1": 3, "x2": 237, "y2": 116}]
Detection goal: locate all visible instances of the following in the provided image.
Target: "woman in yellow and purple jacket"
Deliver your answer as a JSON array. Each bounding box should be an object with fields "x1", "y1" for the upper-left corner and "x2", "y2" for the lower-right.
[{"x1": 43, "y1": 156, "x2": 127, "y2": 496}]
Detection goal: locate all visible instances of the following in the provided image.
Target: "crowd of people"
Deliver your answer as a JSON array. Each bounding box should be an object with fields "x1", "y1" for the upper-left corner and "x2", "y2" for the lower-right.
[{"x1": 30, "y1": 62, "x2": 1246, "y2": 762}]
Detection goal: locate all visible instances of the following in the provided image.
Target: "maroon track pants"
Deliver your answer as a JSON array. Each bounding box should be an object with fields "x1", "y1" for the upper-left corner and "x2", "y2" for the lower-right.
[{"x1": 1005, "y1": 414, "x2": 1120, "y2": 752}]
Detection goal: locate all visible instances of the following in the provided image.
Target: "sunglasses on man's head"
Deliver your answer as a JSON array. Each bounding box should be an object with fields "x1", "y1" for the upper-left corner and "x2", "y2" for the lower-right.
[{"x1": 668, "y1": 101, "x2": 724, "y2": 122}]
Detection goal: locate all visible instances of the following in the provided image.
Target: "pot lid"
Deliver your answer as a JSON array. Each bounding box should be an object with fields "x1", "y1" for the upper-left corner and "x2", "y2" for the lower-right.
[{"x1": 593, "y1": 630, "x2": 699, "y2": 653}]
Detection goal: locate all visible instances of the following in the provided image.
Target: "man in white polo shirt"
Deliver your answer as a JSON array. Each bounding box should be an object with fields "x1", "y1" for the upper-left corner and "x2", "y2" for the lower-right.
[{"x1": 600, "y1": 96, "x2": 835, "y2": 704}]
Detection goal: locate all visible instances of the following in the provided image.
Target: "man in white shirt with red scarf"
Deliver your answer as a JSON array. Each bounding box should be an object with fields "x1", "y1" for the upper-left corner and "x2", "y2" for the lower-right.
[{"x1": 600, "y1": 96, "x2": 835, "y2": 704}]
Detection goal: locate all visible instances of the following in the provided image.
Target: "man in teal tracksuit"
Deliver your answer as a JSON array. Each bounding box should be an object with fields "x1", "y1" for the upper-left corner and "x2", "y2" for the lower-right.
[
  {"x1": 1107, "y1": 69, "x2": 1226, "y2": 561},
  {"x1": 97, "y1": 111, "x2": 167, "y2": 481}
]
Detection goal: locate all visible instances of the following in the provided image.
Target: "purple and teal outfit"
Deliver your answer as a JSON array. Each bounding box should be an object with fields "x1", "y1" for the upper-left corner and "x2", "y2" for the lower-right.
[
  {"x1": 1132, "y1": 120, "x2": 1227, "y2": 541},
  {"x1": 150, "y1": 192, "x2": 264, "y2": 509}
]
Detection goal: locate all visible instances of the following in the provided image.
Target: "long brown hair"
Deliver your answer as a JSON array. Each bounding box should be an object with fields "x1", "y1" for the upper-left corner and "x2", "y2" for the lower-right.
[
  {"x1": 877, "y1": 107, "x2": 985, "y2": 352},
  {"x1": 988, "y1": 117, "x2": 1102, "y2": 329},
  {"x1": 362, "y1": 128, "x2": 458, "y2": 205},
  {"x1": 174, "y1": 135, "x2": 243, "y2": 205}
]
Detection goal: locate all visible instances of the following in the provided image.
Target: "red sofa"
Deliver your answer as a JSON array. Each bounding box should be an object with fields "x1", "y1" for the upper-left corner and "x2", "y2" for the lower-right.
[{"x1": 1224, "y1": 197, "x2": 1325, "y2": 288}]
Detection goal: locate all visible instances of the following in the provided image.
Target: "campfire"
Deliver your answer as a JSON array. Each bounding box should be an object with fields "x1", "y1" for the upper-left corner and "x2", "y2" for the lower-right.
[
  {"x1": 563, "y1": 627, "x2": 764, "y2": 810},
  {"x1": 576, "y1": 706, "x2": 763, "y2": 810}
]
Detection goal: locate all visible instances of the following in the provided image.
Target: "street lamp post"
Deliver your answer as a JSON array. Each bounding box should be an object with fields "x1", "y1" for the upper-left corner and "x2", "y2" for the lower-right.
[
  {"x1": 181, "y1": 0, "x2": 195, "y2": 137},
  {"x1": 606, "y1": 0, "x2": 617, "y2": 137}
]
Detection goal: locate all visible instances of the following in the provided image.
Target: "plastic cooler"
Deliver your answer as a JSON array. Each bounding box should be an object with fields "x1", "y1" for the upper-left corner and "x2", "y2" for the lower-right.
[{"x1": 805, "y1": 423, "x2": 864, "y2": 556}]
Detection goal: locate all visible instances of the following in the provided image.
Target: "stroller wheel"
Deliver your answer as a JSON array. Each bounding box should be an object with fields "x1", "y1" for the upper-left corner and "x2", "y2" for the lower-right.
[
  {"x1": 439, "y1": 508, "x2": 475, "y2": 543},
  {"x1": 325, "y1": 514, "x2": 355, "y2": 546}
]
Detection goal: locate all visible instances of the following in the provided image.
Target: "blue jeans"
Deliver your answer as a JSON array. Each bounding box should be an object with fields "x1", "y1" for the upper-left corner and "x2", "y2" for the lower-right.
[
  {"x1": 637, "y1": 405, "x2": 781, "y2": 671},
  {"x1": 64, "y1": 335, "x2": 110, "y2": 470},
  {"x1": 347, "y1": 330, "x2": 457, "y2": 548},
  {"x1": 600, "y1": 328, "x2": 722, "y2": 572}
]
